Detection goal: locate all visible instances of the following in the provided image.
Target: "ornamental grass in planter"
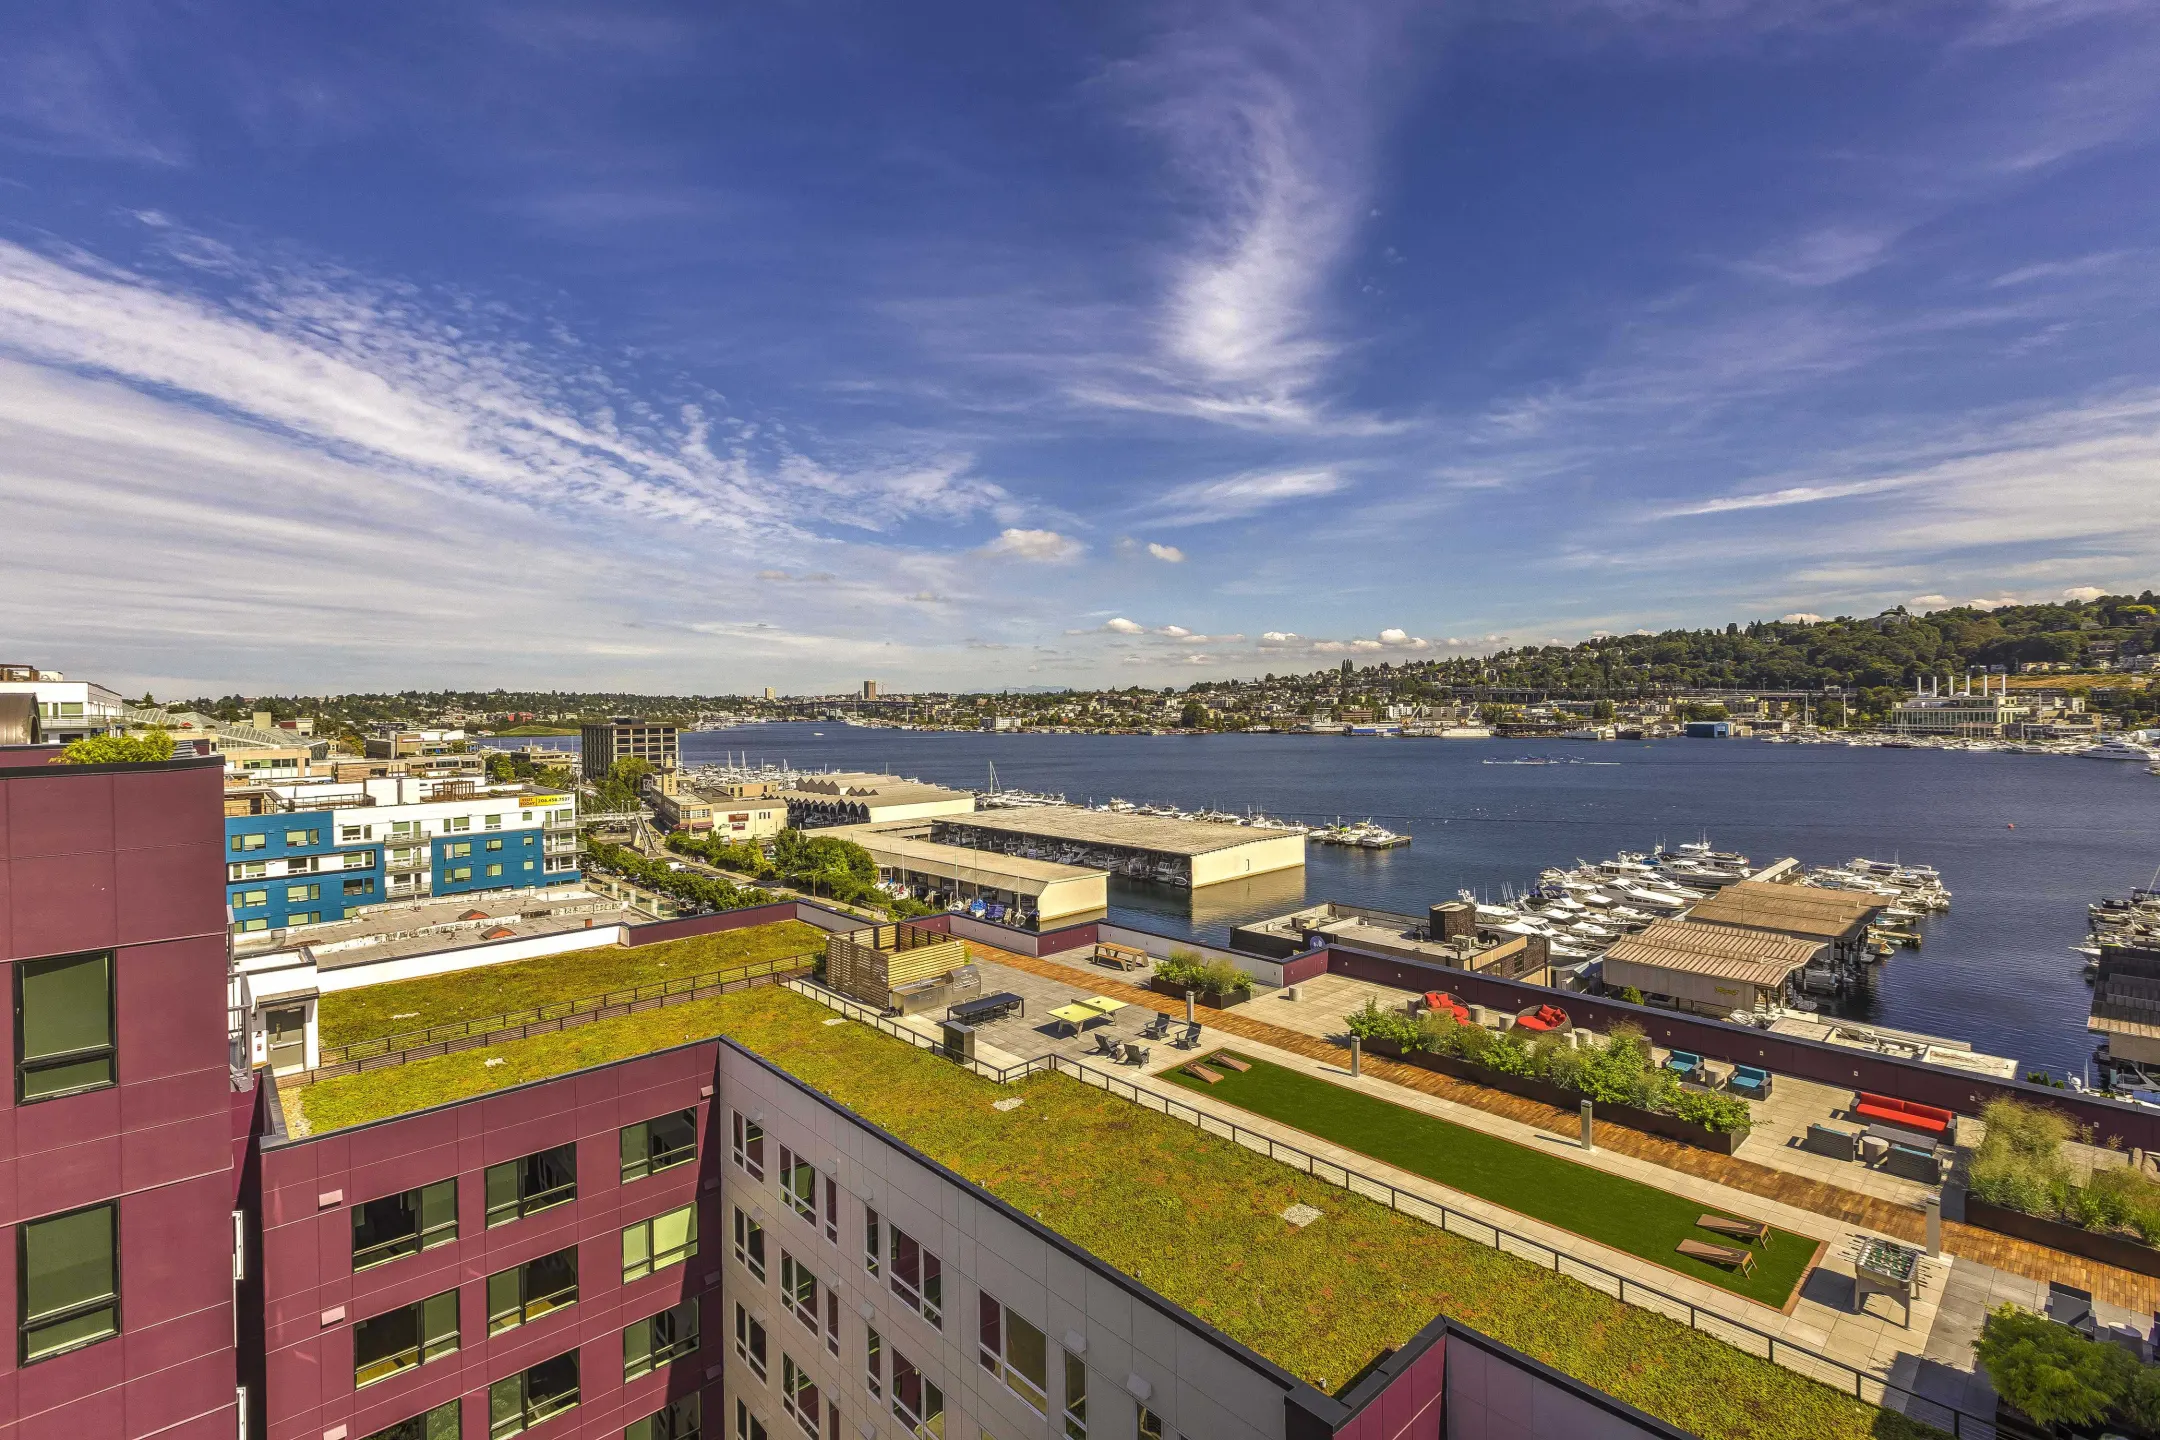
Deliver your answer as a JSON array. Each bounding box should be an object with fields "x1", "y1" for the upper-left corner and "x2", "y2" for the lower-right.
[
  {"x1": 1153, "y1": 950, "x2": 1254, "y2": 1006},
  {"x1": 1968, "y1": 1098, "x2": 2160, "y2": 1245},
  {"x1": 1342, "y1": 1000, "x2": 1754, "y2": 1137}
]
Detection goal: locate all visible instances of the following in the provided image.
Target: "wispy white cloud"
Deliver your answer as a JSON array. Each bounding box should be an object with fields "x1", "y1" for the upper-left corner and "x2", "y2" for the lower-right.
[
  {"x1": 1146, "y1": 465, "x2": 1346, "y2": 526},
  {"x1": 1072, "y1": 1, "x2": 1414, "y2": 433},
  {"x1": 1146, "y1": 541, "x2": 1186, "y2": 562}
]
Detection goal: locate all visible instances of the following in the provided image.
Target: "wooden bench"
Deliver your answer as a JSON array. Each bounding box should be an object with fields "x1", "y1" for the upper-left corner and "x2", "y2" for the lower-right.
[
  {"x1": 1676, "y1": 1238, "x2": 1755, "y2": 1275},
  {"x1": 1697, "y1": 1214, "x2": 1771, "y2": 1247},
  {"x1": 1184, "y1": 1065, "x2": 1222, "y2": 1084}
]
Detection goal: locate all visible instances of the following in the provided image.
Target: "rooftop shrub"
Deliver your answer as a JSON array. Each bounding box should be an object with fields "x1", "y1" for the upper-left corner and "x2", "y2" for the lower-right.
[
  {"x1": 1156, "y1": 951, "x2": 1253, "y2": 998},
  {"x1": 58, "y1": 731, "x2": 174, "y2": 764},
  {"x1": 1974, "y1": 1304, "x2": 2138, "y2": 1429}
]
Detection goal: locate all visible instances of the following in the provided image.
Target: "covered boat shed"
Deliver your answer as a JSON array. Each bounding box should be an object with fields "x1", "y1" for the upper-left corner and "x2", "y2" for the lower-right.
[{"x1": 1600, "y1": 918, "x2": 1823, "y2": 1017}]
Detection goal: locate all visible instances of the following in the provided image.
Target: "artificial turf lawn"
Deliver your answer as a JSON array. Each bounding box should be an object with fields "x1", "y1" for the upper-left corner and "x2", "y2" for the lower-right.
[
  {"x1": 1163, "y1": 1050, "x2": 1814, "y2": 1309},
  {"x1": 316, "y1": 919, "x2": 826, "y2": 1048},
  {"x1": 299, "y1": 985, "x2": 1935, "y2": 1440}
]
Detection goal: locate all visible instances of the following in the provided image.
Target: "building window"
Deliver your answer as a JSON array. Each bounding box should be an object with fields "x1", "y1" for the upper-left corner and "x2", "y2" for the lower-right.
[
  {"x1": 364, "y1": 1402, "x2": 460, "y2": 1440},
  {"x1": 624, "y1": 1298, "x2": 699, "y2": 1380},
  {"x1": 341, "y1": 825, "x2": 365, "y2": 842},
  {"x1": 1062, "y1": 1353, "x2": 1086, "y2": 1440},
  {"x1": 780, "y1": 1146, "x2": 816, "y2": 1222},
  {"x1": 289, "y1": 912, "x2": 322, "y2": 927},
  {"x1": 487, "y1": 1246, "x2": 579, "y2": 1335},
  {"x1": 15, "y1": 951, "x2": 116, "y2": 1103},
  {"x1": 892, "y1": 1352, "x2": 944, "y2": 1440},
  {"x1": 448, "y1": 817, "x2": 471, "y2": 833},
  {"x1": 1137, "y1": 1408, "x2": 1163, "y2": 1440},
  {"x1": 863, "y1": 1209, "x2": 879, "y2": 1277},
  {"x1": 238, "y1": 889, "x2": 269, "y2": 907},
  {"x1": 823, "y1": 1176, "x2": 839, "y2": 1244},
  {"x1": 485, "y1": 1143, "x2": 578, "y2": 1226},
  {"x1": 736, "y1": 1304, "x2": 768, "y2": 1380},
  {"x1": 732, "y1": 1112, "x2": 765, "y2": 1179},
  {"x1": 737, "y1": 1402, "x2": 770, "y2": 1440},
  {"x1": 888, "y1": 1227, "x2": 942, "y2": 1328},
  {"x1": 447, "y1": 868, "x2": 472, "y2": 884},
  {"x1": 288, "y1": 883, "x2": 321, "y2": 902},
  {"x1": 486, "y1": 838, "x2": 504, "y2": 852},
  {"x1": 489, "y1": 1350, "x2": 580, "y2": 1440},
  {"x1": 627, "y1": 1395, "x2": 701, "y2": 1440},
  {"x1": 232, "y1": 832, "x2": 268, "y2": 852},
  {"x1": 827, "y1": 1401, "x2": 840, "y2": 1440},
  {"x1": 353, "y1": 1179, "x2": 458, "y2": 1271},
  {"x1": 733, "y1": 1208, "x2": 766, "y2": 1281},
  {"x1": 17, "y1": 1201, "x2": 119, "y2": 1364},
  {"x1": 241, "y1": 918, "x2": 269, "y2": 933},
  {"x1": 825, "y1": 1289, "x2": 839, "y2": 1357},
  {"x1": 977, "y1": 1295, "x2": 1047, "y2": 1414},
  {"x1": 285, "y1": 828, "x2": 321, "y2": 847},
  {"x1": 486, "y1": 864, "x2": 504, "y2": 878},
  {"x1": 345, "y1": 878, "x2": 373, "y2": 896},
  {"x1": 342, "y1": 850, "x2": 372, "y2": 869},
  {"x1": 354, "y1": 1288, "x2": 460, "y2": 1387},
  {"x1": 446, "y1": 842, "x2": 472, "y2": 859},
  {"x1": 781, "y1": 1252, "x2": 817, "y2": 1331},
  {"x1": 865, "y1": 1326, "x2": 882, "y2": 1399},
  {"x1": 620, "y1": 1109, "x2": 697, "y2": 1181},
  {"x1": 623, "y1": 1204, "x2": 697, "y2": 1281},
  {"x1": 784, "y1": 1356, "x2": 821, "y2": 1440},
  {"x1": 233, "y1": 860, "x2": 268, "y2": 879},
  {"x1": 487, "y1": 814, "x2": 505, "y2": 830}
]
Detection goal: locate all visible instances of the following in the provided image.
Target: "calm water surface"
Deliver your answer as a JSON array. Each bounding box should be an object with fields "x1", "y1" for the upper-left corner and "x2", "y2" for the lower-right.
[{"x1": 563, "y1": 724, "x2": 2159, "y2": 1077}]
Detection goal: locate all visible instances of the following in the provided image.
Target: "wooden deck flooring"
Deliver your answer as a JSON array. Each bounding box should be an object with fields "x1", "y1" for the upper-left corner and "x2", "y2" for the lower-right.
[{"x1": 970, "y1": 941, "x2": 2160, "y2": 1312}]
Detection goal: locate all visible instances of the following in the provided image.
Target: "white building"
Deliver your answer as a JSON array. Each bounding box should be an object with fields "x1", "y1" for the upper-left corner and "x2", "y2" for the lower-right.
[
  {"x1": 1889, "y1": 674, "x2": 2030, "y2": 737},
  {"x1": 0, "y1": 664, "x2": 127, "y2": 742}
]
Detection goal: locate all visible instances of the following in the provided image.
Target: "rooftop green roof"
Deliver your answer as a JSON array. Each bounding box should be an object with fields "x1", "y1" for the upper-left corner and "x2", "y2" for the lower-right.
[
  {"x1": 317, "y1": 919, "x2": 826, "y2": 1048},
  {"x1": 292, "y1": 983, "x2": 1937, "y2": 1440}
]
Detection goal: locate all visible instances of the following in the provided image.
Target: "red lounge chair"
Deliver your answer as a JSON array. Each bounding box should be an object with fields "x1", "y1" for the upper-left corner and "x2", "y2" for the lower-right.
[
  {"x1": 1516, "y1": 1004, "x2": 1569, "y2": 1033},
  {"x1": 1423, "y1": 991, "x2": 1470, "y2": 1023},
  {"x1": 1851, "y1": 1091, "x2": 1954, "y2": 1140}
]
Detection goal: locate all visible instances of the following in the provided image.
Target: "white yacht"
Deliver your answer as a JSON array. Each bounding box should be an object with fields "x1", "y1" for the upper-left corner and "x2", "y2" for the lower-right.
[{"x1": 2082, "y1": 738, "x2": 2157, "y2": 762}]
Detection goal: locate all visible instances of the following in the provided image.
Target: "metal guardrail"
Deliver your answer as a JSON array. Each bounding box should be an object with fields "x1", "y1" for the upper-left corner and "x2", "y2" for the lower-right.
[
  {"x1": 781, "y1": 978, "x2": 1992, "y2": 1439},
  {"x1": 317, "y1": 951, "x2": 822, "y2": 1069}
]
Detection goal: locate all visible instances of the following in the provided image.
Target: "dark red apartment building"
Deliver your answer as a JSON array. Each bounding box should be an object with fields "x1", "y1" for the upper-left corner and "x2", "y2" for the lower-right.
[{"x1": 0, "y1": 751, "x2": 238, "y2": 1440}]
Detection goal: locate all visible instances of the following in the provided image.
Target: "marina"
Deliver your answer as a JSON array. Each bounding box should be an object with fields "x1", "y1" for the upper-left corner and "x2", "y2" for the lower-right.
[{"x1": 569, "y1": 723, "x2": 2160, "y2": 1077}]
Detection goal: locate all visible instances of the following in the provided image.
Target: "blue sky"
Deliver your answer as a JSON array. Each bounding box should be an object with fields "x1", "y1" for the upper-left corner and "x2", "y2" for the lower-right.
[{"x1": 3, "y1": 1, "x2": 2158, "y2": 695}]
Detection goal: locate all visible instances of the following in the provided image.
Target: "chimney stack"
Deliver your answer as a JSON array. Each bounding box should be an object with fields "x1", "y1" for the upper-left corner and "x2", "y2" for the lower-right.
[{"x1": 1431, "y1": 902, "x2": 1478, "y2": 942}]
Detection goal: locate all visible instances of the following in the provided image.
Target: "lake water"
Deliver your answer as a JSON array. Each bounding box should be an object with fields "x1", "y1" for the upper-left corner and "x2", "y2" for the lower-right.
[{"x1": 543, "y1": 723, "x2": 2160, "y2": 1078}]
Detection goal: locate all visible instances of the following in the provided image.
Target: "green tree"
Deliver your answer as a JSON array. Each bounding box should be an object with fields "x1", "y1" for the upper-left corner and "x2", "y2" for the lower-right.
[
  {"x1": 1974, "y1": 1304, "x2": 2134, "y2": 1427},
  {"x1": 60, "y1": 732, "x2": 175, "y2": 764},
  {"x1": 1590, "y1": 699, "x2": 1615, "y2": 720},
  {"x1": 1179, "y1": 699, "x2": 1208, "y2": 729}
]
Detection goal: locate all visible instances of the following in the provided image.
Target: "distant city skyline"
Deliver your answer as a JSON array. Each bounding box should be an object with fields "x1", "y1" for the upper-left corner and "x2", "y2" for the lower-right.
[{"x1": 4, "y1": 1, "x2": 2159, "y2": 694}]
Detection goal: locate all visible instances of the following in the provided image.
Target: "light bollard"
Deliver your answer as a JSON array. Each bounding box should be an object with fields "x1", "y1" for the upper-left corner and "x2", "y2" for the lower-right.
[
  {"x1": 1350, "y1": 1036, "x2": 1361, "y2": 1077},
  {"x1": 1581, "y1": 1099, "x2": 1595, "y2": 1152},
  {"x1": 1185, "y1": 990, "x2": 1196, "y2": 1024}
]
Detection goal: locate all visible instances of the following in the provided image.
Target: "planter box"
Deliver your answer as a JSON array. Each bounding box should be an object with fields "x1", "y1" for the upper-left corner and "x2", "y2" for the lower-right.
[
  {"x1": 1359, "y1": 1039, "x2": 1746, "y2": 1155},
  {"x1": 1965, "y1": 1195, "x2": 2160, "y2": 1280},
  {"x1": 1149, "y1": 977, "x2": 1248, "y2": 1010}
]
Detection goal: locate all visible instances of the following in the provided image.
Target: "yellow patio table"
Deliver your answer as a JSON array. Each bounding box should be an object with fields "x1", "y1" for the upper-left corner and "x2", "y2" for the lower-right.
[
  {"x1": 1079, "y1": 996, "x2": 1129, "y2": 1019},
  {"x1": 1048, "y1": 1002, "x2": 1100, "y2": 1037}
]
